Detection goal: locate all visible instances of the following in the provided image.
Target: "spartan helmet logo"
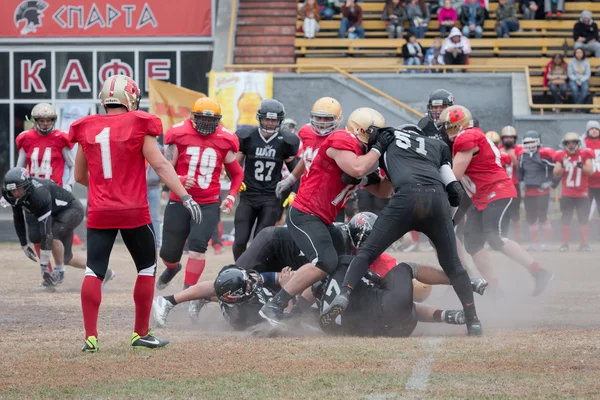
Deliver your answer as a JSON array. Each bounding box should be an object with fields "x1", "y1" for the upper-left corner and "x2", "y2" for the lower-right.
[{"x1": 14, "y1": 1, "x2": 48, "y2": 35}]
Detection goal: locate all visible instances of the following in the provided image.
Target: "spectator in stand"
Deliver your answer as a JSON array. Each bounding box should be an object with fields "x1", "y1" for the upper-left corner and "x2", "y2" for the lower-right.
[
  {"x1": 406, "y1": 0, "x2": 430, "y2": 39},
  {"x1": 573, "y1": 11, "x2": 600, "y2": 58},
  {"x1": 520, "y1": 0, "x2": 543, "y2": 21},
  {"x1": 568, "y1": 47, "x2": 591, "y2": 107},
  {"x1": 340, "y1": 0, "x2": 365, "y2": 38},
  {"x1": 402, "y1": 32, "x2": 424, "y2": 72},
  {"x1": 317, "y1": 0, "x2": 341, "y2": 20},
  {"x1": 382, "y1": 0, "x2": 407, "y2": 39},
  {"x1": 545, "y1": 0, "x2": 563, "y2": 20},
  {"x1": 495, "y1": 0, "x2": 519, "y2": 38},
  {"x1": 425, "y1": 37, "x2": 445, "y2": 72},
  {"x1": 460, "y1": 0, "x2": 486, "y2": 38},
  {"x1": 438, "y1": 0, "x2": 457, "y2": 37},
  {"x1": 544, "y1": 53, "x2": 568, "y2": 111},
  {"x1": 300, "y1": 0, "x2": 321, "y2": 39},
  {"x1": 440, "y1": 27, "x2": 471, "y2": 66}
]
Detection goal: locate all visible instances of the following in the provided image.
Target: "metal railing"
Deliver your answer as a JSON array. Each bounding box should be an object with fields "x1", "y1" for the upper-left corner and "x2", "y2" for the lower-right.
[{"x1": 226, "y1": 0, "x2": 239, "y2": 66}]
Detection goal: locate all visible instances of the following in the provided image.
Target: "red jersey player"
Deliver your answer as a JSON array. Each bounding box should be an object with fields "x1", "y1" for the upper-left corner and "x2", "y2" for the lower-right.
[
  {"x1": 553, "y1": 133, "x2": 594, "y2": 252},
  {"x1": 582, "y1": 121, "x2": 600, "y2": 233},
  {"x1": 443, "y1": 105, "x2": 553, "y2": 297},
  {"x1": 498, "y1": 125, "x2": 524, "y2": 242},
  {"x1": 259, "y1": 107, "x2": 395, "y2": 327},
  {"x1": 70, "y1": 75, "x2": 201, "y2": 353},
  {"x1": 16, "y1": 103, "x2": 75, "y2": 275},
  {"x1": 156, "y1": 97, "x2": 243, "y2": 322}
]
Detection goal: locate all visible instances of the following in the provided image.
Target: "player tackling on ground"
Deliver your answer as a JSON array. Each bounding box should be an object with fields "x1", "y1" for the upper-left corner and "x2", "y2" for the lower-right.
[{"x1": 70, "y1": 75, "x2": 202, "y2": 352}]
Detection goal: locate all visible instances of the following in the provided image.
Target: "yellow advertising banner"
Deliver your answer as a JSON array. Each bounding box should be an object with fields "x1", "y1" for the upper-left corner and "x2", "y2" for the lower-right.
[
  {"x1": 148, "y1": 78, "x2": 206, "y2": 132},
  {"x1": 209, "y1": 71, "x2": 273, "y2": 131}
]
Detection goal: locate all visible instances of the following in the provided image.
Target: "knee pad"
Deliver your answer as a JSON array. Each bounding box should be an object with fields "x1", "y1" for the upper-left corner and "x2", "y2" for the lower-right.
[
  {"x1": 464, "y1": 233, "x2": 485, "y2": 255},
  {"x1": 487, "y1": 233, "x2": 507, "y2": 252}
]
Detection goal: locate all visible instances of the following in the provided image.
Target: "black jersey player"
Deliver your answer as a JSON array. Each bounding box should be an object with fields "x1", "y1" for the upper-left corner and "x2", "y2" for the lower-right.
[
  {"x1": 233, "y1": 99, "x2": 299, "y2": 260},
  {"x1": 321, "y1": 124, "x2": 483, "y2": 336},
  {"x1": 418, "y1": 89, "x2": 455, "y2": 144}
]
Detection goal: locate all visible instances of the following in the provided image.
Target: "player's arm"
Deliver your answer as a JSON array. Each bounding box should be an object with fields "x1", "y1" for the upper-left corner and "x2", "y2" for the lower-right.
[
  {"x1": 220, "y1": 151, "x2": 244, "y2": 213},
  {"x1": 144, "y1": 136, "x2": 189, "y2": 199},
  {"x1": 16, "y1": 149, "x2": 27, "y2": 168},
  {"x1": 163, "y1": 144, "x2": 179, "y2": 168},
  {"x1": 365, "y1": 177, "x2": 393, "y2": 198},
  {"x1": 440, "y1": 162, "x2": 464, "y2": 207},
  {"x1": 327, "y1": 148, "x2": 380, "y2": 178},
  {"x1": 74, "y1": 145, "x2": 89, "y2": 187},
  {"x1": 35, "y1": 195, "x2": 54, "y2": 269},
  {"x1": 62, "y1": 147, "x2": 75, "y2": 190},
  {"x1": 452, "y1": 147, "x2": 478, "y2": 181},
  {"x1": 553, "y1": 158, "x2": 564, "y2": 178},
  {"x1": 236, "y1": 151, "x2": 245, "y2": 165},
  {"x1": 284, "y1": 156, "x2": 298, "y2": 172},
  {"x1": 582, "y1": 157, "x2": 594, "y2": 176},
  {"x1": 11, "y1": 205, "x2": 28, "y2": 247}
]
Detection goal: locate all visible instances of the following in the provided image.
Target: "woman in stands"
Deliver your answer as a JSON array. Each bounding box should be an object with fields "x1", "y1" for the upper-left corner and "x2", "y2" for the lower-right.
[
  {"x1": 406, "y1": 0, "x2": 430, "y2": 39},
  {"x1": 300, "y1": 0, "x2": 321, "y2": 39},
  {"x1": 402, "y1": 32, "x2": 425, "y2": 72},
  {"x1": 382, "y1": 0, "x2": 407, "y2": 39},
  {"x1": 568, "y1": 47, "x2": 591, "y2": 108},
  {"x1": 544, "y1": 53, "x2": 568, "y2": 112}
]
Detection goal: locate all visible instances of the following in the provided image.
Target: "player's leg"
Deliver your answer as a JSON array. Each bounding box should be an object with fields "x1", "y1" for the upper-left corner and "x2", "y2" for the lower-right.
[
  {"x1": 538, "y1": 194, "x2": 553, "y2": 248},
  {"x1": 589, "y1": 187, "x2": 600, "y2": 236},
  {"x1": 254, "y1": 197, "x2": 282, "y2": 237},
  {"x1": 81, "y1": 228, "x2": 118, "y2": 352},
  {"x1": 157, "y1": 201, "x2": 191, "y2": 290},
  {"x1": 26, "y1": 210, "x2": 53, "y2": 274},
  {"x1": 510, "y1": 184, "x2": 522, "y2": 242},
  {"x1": 575, "y1": 197, "x2": 591, "y2": 250},
  {"x1": 378, "y1": 264, "x2": 418, "y2": 337},
  {"x1": 152, "y1": 280, "x2": 215, "y2": 328},
  {"x1": 524, "y1": 195, "x2": 540, "y2": 249},
  {"x1": 410, "y1": 263, "x2": 487, "y2": 295},
  {"x1": 121, "y1": 224, "x2": 168, "y2": 348},
  {"x1": 211, "y1": 208, "x2": 223, "y2": 255},
  {"x1": 51, "y1": 202, "x2": 86, "y2": 281},
  {"x1": 559, "y1": 197, "x2": 576, "y2": 251},
  {"x1": 414, "y1": 303, "x2": 466, "y2": 325},
  {"x1": 232, "y1": 198, "x2": 259, "y2": 260},
  {"x1": 147, "y1": 186, "x2": 162, "y2": 249}
]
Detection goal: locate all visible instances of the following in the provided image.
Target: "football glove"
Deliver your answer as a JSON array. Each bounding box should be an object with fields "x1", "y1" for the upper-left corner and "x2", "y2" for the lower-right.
[
  {"x1": 220, "y1": 195, "x2": 236, "y2": 214},
  {"x1": 240, "y1": 182, "x2": 247, "y2": 192},
  {"x1": 22, "y1": 245, "x2": 37, "y2": 262},
  {"x1": 576, "y1": 161, "x2": 584, "y2": 169},
  {"x1": 370, "y1": 128, "x2": 396, "y2": 156},
  {"x1": 445, "y1": 181, "x2": 464, "y2": 207},
  {"x1": 341, "y1": 173, "x2": 367, "y2": 186},
  {"x1": 181, "y1": 194, "x2": 202, "y2": 224},
  {"x1": 275, "y1": 174, "x2": 297, "y2": 199},
  {"x1": 283, "y1": 192, "x2": 296, "y2": 207}
]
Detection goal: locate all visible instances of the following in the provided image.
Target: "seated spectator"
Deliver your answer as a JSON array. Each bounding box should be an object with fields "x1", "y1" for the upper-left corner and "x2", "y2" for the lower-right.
[
  {"x1": 573, "y1": 11, "x2": 600, "y2": 58},
  {"x1": 425, "y1": 37, "x2": 445, "y2": 72},
  {"x1": 406, "y1": 0, "x2": 430, "y2": 39},
  {"x1": 544, "y1": 54, "x2": 568, "y2": 111},
  {"x1": 317, "y1": 0, "x2": 341, "y2": 20},
  {"x1": 568, "y1": 48, "x2": 591, "y2": 106},
  {"x1": 382, "y1": 0, "x2": 407, "y2": 39},
  {"x1": 340, "y1": 0, "x2": 365, "y2": 38},
  {"x1": 438, "y1": 0, "x2": 457, "y2": 37},
  {"x1": 495, "y1": 0, "x2": 519, "y2": 38},
  {"x1": 544, "y1": 0, "x2": 563, "y2": 19},
  {"x1": 440, "y1": 27, "x2": 471, "y2": 66},
  {"x1": 460, "y1": 0, "x2": 485, "y2": 38},
  {"x1": 300, "y1": 0, "x2": 321, "y2": 39},
  {"x1": 402, "y1": 32, "x2": 424, "y2": 72},
  {"x1": 519, "y1": 0, "x2": 543, "y2": 21}
]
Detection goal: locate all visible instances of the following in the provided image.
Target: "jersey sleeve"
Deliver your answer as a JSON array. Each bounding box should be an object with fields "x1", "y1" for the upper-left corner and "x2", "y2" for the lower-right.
[
  {"x1": 500, "y1": 152, "x2": 512, "y2": 166},
  {"x1": 539, "y1": 147, "x2": 555, "y2": 160},
  {"x1": 452, "y1": 131, "x2": 478, "y2": 153},
  {"x1": 164, "y1": 126, "x2": 177, "y2": 145},
  {"x1": 327, "y1": 131, "x2": 360, "y2": 153},
  {"x1": 68, "y1": 122, "x2": 80, "y2": 144},
  {"x1": 60, "y1": 131, "x2": 75, "y2": 149},
  {"x1": 15, "y1": 132, "x2": 27, "y2": 150},
  {"x1": 584, "y1": 148, "x2": 595, "y2": 161},
  {"x1": 440, "y1": 143, "x2": 452, "y2": 166},
  {"x1": 553, "y1": 150, "x2": 565, "y2": 163},
  {"x1": 283, "y1": 135, "x2": 300, "y2": 159},
  {"x1": 228, "y1": 131, "x2": 240, "y2": 153},
  {"x1": 145, "y1": 115, "x2": 163, "y2": 137}
]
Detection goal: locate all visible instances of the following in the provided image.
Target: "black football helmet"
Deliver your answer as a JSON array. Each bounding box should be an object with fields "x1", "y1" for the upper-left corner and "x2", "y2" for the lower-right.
[
  {"x1": 347, "y1": 212, "x2": 378, "y2": 250},
  {"x1": 2, "y1": 167, "x2": 33, "y2": 204},
  {"x1": 427, "y1": 89, "x2": 455, "y2": 124},
  {"x1": 256, "y1": 99, "x2": 285, "y2": 136},
  {"x1": 214, "y1": 265, "x2": 262, "y2": 304}
]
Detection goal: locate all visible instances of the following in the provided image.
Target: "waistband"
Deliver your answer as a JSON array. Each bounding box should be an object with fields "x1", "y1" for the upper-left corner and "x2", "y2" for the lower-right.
[{"x1": 395, "y1": 184, "x2": 442, "y2": 194}]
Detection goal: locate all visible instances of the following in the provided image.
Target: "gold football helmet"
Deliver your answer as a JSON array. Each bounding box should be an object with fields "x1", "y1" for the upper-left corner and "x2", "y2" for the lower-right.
[
  {"x1": 562, "y1": 132, "x2": 581, "y2": 154},
  {"x1": 500, "y1": 125, "x2": 517, "y2": 138},
  {"x1": 310, "y1": 97, "x2": 342, "y2": 136},
  {"x1": 485, "y1": 131, "x2": 500, "y2": 146},
  {"x1": 438, "y1": 105, "x2": 473, "y2": 139},
  {"x1": 30, "y1": 103, "x2": 57, "y2": 135},
  {"x1": 345, "y1": 107, "x2": 386, "y2": 145},
  {"x1": 99, "y1": 75, "x2": 141, "y2": 111}
]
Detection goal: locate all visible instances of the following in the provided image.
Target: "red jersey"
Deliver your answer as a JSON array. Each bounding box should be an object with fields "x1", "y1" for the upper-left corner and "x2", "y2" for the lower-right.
[
  {"x1": 16, "y1": 129, "x2": 73, "y2": 186},
  {"x1": 453, "y1": 128, "x2": 516, "y2": 210},
  {"x1": 165, "y1": 120, "x2": 239, "y2": 204},
  {"x1": 369, "y1": 253, "x2": 396, "y2": 278},
  {"x1": 584, "y1": 137, "x2": 600, "y2": 188},
  {"x1": 524, "y1": 147, "x2": 555, "y2": 197},
  {"x1": 293, "y1": 129, "x2": 363, "y2": 224},
  {"x1": 297, "y1": 124, "x2": 329, "y2": 174},
  {"x1": 553, "y1": 149, "x2": 594, "y2": 198},
  {"x1": 499, "y1": 144, "x2": 524, "y2": 184},
  {"x1": 69, "y1": 111, "x2": 162, "y2": 229}
]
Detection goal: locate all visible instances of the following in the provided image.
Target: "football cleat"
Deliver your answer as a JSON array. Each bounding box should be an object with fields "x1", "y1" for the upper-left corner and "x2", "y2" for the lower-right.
[
  {"x1": 53, "y1": 270, "x2": 65, "y2": 285},
  {"x1": 102, "y1": 268, "x2": 116, "y2": 291},
  {"x1": 578, "y1": 244, "x2": 592, "y2": 252},
  {"x1": 471, "y1": 278, "x2": 488, "y2": 296},
  {"x1": 532, "y1": 269, "x2": 554, "y2": 296},
  {"x1": 259, "y1": 301, "x2": 287, "y2": 327},
  {"x1": 131, "y1": 332, "x2": 169, "y2": 349},
  {"x1": 539, "y1": 244, "x2": 552, "y2": 252},
  {"x1": 188, "y1": 299, "x2": 208, "y2": 323},
  {"x1": 156, "y1": 263, "x2": 182, "y2": 290},
  {"x1": 467, "y1": 317, "x2": 483, "y2": 336},
  {"x1": 559, "y1": 243, "x2": 569, "y2": 252},
  {"x1": 319, "y1": 292, "x2": 350, "y2": 327},
  {"x1": 442, "y1": 310, "x2": 465, "y2": 325},
  {"x1": 82, "y1": 336, "x2": 99, "y2": 353},
  {"x1": 152, "y1": 296, "x2": 175, "y2": 328}
]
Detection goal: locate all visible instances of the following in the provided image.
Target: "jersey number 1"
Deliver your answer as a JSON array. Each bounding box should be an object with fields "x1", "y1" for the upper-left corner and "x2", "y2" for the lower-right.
[
  {"x1": 30, "y1": 147, "x2": 53, "y2": 179},
  {"x1": 395, "y1": 131, "x2": 427, "y2": 155},
  {"x1": 95, "y1": 128, "x2": 112, "y2": 179}
]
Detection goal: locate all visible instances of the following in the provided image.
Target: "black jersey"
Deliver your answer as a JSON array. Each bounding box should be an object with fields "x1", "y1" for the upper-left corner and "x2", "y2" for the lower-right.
[
  {"x1": 237, "y1": 128, "x2": 299, "y2": 196},
  {"x1": 219, "y1": 285, "x2": 274, "y2": 331},
  {"x1": 381, "y1": 125, "x2": 453, "y2": 190},
  {"x1": 235, "y1": 226, "x2": 309, "y2": 273},
  {"x1": 418, "y1": 115, "x2": 451, "y2": 147}
]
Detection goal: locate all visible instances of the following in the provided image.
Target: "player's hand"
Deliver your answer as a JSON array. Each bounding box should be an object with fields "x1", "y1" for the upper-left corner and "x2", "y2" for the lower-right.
[
  {"x1": 539, "y1": 181, "x2": 552, "y2": 191},
  {"x1": 63, "y1": 184, "x2": 73, "y2": 192},
  {"x1": 220, "y1": 195, "x2": 235, "y2": 214},
  {"x1": 240, "y1": 182, "x2": 247, "y2": 192},
  {"x1": 445, "y1": 181, "x2": 464, "y2": 207},
  {"x1": 283, "y1": 192, "x2": 296, "y2": 207},
  {"x1": 370, "y1": 128, "x2": 396, "y2": 156},
  {"x1": 275, "y1": 174, "x2": 297, "y2": 199},
  {"x1": 341, "y1": 172, "x2": 367, "y2": 186},
  {"x1": 278, "y1": 267, "x2": 294, "y2": 287},
  {"x1": 181, "y1": 194, "x2": 202, "y2": 224},
  {"x1": 179, "y1": 175, "x2": 195, "y2": 189},
  {"x1": 576, "y1": 161, "x2": 584, "y2": 169},
  {"x1": 22, "y1": 245, "x2": 37, "y2": 262}
]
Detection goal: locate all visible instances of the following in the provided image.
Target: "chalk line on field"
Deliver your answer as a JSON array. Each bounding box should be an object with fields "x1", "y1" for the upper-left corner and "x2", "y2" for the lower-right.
[{"x1": 405, "y1": 337, "x2": 444, "y2": 391}]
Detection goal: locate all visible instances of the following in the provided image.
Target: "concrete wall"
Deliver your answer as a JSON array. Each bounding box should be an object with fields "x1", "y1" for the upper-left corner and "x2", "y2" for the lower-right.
[{"x1": 514, "y1": 115, "x2": 598, "y2": 149}]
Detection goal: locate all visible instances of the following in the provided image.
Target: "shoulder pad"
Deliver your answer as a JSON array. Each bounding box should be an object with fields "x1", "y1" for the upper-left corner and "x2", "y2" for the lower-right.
[
  {"x1": 236, "y1": 127, "x2": 257, "y2": 140},
  {"x1": 131, "y1": 110, "x2": 156, "y2": 120},
  {"x1": 417, "y1": 117, "x2": 429, "y2": 129},
  {"x1": 281, "y1": 131, "x2": 300, "y2": 146}
]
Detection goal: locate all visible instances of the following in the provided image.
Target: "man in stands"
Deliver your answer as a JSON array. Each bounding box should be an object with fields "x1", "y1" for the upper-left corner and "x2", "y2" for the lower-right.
[
  {"x1": 573, "y1": 11, "x2": 600, "y2": 58},
  {"x1": 70, "y1": 75, "x2": 202, "y2": 352}
]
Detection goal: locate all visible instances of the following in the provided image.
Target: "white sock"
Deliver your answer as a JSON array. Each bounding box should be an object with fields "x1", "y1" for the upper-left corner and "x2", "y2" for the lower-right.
[{"x1": 55, "y1": 264, "x2": 65, "y2": 272}]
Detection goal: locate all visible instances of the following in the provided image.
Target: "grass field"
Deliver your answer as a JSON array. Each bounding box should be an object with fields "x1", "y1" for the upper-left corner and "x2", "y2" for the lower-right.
[{"x1": 2, "y1": 242, "x2": 600, "y2": 399}]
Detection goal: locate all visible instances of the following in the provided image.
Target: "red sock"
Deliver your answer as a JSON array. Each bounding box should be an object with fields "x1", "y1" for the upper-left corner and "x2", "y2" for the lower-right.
[
  {"x1": 218, "y1": 221, "x2": 223, "y2": 239},
  {"x1": 81, "y1": 276, "x2": 103, "y2": 338},
  {"x1": 163, "y1": 261, "x2": 179, "y2": 270},
  {"x1": 184, "y1": 258, "x2": 206, "y2": 287},
  {"x1": 34, "y1": 243, "x2": 53, "y2": 272},
  {"x1": 410, "y1": 231, "x2": 419, "y2": 242},
  {"x1": 542, "y1": 221, "x2": 553, "y2": 243},
  {"x1": 528, "y1": 224, "x2": 539, "y2": 244},
  {"x1": 133, "y1": 275, "x2": 155, "y2": 337},
  {"x1": 512, "y1": 220, "x2": 522, "y2": 242},
  {"x1": 579, "y1": 224, "x2": 590, "y2": 245},
  {"x1": 561, "y1": 225, "x2": 571, "y2": 245},
  {"x1": 528, "y1": 261, "x2": 542, "y2": 274}
]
